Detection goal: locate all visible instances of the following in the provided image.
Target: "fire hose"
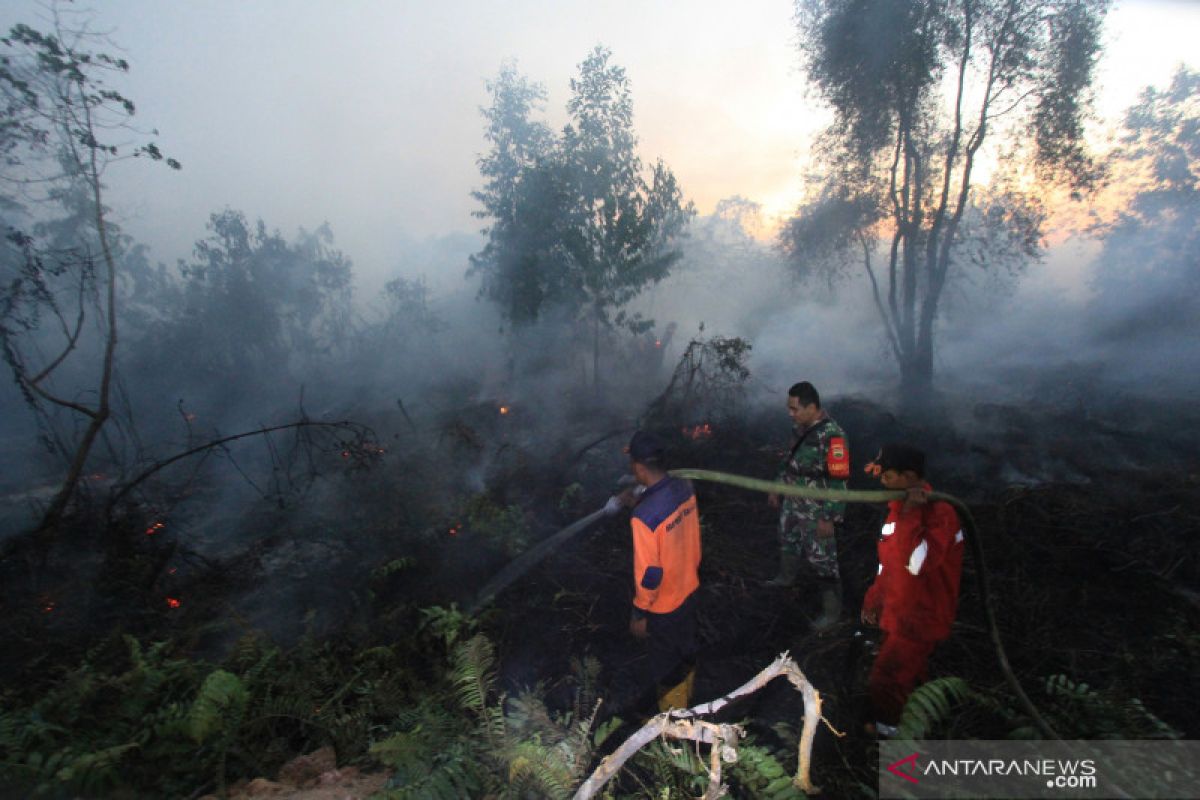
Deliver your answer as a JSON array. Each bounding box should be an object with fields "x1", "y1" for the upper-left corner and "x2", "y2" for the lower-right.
[
  {"x1": 466, "y1": 468, "x2": 1059, "y2": 740},
  {"x1": 465, "y1": 507, "x2": 610, "y2": 616},
  {"x1": 670, "y1": 468, "x2": 1059, "y2": 741}
]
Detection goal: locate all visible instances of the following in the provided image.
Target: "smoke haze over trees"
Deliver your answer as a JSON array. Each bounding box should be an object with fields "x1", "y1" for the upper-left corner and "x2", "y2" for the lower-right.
[
  {"x1": 782, "y1": 0, "x2": 1107, "y2": 396},
  {"x1": 0, "y1": 2, "x2": 1198, "y2": 795}
]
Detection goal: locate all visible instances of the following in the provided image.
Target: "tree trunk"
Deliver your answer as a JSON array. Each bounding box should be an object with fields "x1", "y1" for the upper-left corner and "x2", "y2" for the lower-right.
[
  {"x1": 592, "y1": 308, "x2": 601, "y2": 391},
  {"x1": 36, "y1": 98, "x2": 117, "y2": 536}
]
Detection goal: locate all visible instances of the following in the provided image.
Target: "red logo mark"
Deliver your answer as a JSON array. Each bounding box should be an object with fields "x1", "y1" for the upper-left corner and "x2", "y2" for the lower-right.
[{"x1": 887, "y1": 752, "x2": 921, "y2": 784}]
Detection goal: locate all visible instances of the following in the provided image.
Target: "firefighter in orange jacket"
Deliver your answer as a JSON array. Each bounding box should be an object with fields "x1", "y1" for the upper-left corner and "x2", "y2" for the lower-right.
[
  {"x1": 607, "y1": 431, "x2": 702, "y2": 712},
  {"x1": 861, "y1": 444, "x2": 963, "y2": 737}
]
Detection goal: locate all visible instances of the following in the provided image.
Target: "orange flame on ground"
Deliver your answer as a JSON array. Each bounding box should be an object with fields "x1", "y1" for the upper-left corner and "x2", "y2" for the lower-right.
[
  {"x1": 165, "y1": 597, "x2": 181, "y2": 609},
  {"x1": 448, "y1": 524, "x2": 462, "y2": 537},
  {"x1": 145, "y1": 521, "x2": 166, "y2": 536},
  {"x1": 499, "y1": 406, "x2": 510, "y2": 415},
  {"x1": 682, "y1": 423, "x2": 714, "y2": 440}
]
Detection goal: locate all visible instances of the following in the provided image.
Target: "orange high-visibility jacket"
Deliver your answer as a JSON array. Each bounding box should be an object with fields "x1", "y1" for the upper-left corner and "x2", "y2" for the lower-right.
[{"x1": 630, "y1": 476, "x2": 702, "y2": 615}]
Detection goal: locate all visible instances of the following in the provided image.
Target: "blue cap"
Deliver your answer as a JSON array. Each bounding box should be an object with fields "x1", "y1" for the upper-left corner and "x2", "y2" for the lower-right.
[{"x1": 627, "y1": 431, "x2": 665, "y2": 464}]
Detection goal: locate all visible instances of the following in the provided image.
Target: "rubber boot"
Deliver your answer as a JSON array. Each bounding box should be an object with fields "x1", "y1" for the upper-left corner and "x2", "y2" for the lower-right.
[
  {"x1": 811, "y1": 582, "x2": 843, "y2": 631},
  {"x1": 765, "y1": 550, "x2": 800, "y2": 587},
  {"x1": 656, "y1": 666, "x2": 696, "y2": 712}
]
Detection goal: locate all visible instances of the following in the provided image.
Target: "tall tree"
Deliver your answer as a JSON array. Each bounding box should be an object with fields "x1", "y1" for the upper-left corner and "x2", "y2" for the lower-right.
[
  {"x1": 0, "y1": 12, "x2": 178, "y2": 533},
  {"x1": 1091, "y1": 67, "x2": 1200, "y2": 339},
  {"x1": 560, "y1": 47, "x2": 694, "y2": 386},
  {"x1": 143, "y1": 210, "x2": 352, "y2": 387},
  {"x1": 784, "y1": 0, "x2": 1106, "y2": 393},
  {"x1": 468, "y1": 62, "x2": 563, "y2": 326},
  {"x1": 470, "y1": 49, "x2": 694, "y2": 385}
]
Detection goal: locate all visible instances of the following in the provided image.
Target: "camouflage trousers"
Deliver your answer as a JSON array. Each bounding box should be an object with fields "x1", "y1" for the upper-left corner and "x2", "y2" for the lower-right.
[{"x1": 779, "y1": 505, "x2": 841, "y2": 580}]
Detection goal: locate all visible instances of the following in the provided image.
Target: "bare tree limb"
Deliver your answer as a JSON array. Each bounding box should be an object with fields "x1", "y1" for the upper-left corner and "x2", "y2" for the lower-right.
[
  {"x1": 106, "y1": 419, "x2": 371, "y2": 512},
  {"x1": 573, "y1": 652, "x2": 826, "y2": 800}
]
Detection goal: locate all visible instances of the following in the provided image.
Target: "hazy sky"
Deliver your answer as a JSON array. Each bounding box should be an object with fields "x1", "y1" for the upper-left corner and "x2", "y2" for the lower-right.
[{"x1": 2, "y1": 1, "x2": 1197, "y2": 290}]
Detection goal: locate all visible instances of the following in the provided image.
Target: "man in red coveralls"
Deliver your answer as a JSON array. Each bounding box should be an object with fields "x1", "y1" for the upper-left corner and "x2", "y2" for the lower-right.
[{"x1": 860, "y1": 444, "x2": 964, "y2": 737}]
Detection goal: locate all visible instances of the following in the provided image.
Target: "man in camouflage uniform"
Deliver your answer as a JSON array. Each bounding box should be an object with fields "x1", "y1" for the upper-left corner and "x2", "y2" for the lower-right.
[{"x1": 767, "y1": 381, "x2": 850, "y2": 629}]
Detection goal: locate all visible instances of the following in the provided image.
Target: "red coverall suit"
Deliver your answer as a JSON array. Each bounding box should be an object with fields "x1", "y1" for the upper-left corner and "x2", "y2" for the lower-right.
[{"x1": 861, "y1": 487, "x2": 963, "y2": 725}]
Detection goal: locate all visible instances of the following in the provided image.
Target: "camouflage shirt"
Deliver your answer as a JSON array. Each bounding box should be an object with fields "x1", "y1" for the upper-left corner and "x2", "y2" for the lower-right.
[{"x1": 776, "y1": 411, "x2": 848, "y2": 523}]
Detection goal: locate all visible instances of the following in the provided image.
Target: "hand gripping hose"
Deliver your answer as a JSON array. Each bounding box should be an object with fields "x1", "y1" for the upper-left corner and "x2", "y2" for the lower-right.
[{"x1": 669, "y1": 468, "x2": 1061, "y2": 741}]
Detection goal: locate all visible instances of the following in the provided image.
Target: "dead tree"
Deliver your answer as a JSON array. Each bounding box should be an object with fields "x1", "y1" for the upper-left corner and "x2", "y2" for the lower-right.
[{"x1": 0, "y1": 10, "x2": 179, "y2": 536}]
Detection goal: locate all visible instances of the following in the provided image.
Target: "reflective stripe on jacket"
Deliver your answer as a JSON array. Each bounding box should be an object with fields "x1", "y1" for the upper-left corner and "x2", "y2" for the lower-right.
[
  {"x1": 862, "y1": 485, "x2": 963, "y2": 642},
  {"x1": 631, "y1": 476, "x2": 701, "y2": 615}
]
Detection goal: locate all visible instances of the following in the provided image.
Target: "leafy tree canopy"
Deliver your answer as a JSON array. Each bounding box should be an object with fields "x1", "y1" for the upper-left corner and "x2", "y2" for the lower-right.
[{"x1": 785, "y1": 0, "x2": 1107, "y2": 391}]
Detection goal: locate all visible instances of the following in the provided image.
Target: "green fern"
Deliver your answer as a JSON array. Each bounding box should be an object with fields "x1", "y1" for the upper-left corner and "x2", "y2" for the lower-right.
[
  {"x1": 729, "y1": 740, "x2": 808, "y2": 799},
  {"x1": 375, "y1": 739, "x2": 481, "y2": 800},
  {"x1": 570, "y1": 655, "x2": 602, "y2": 723},
  {"x1": 632, "y1": 738, "x2": 709, "y2": 796},
  {"x1": 54, "y1": 742, "x2": 140, "y2": 795},
  {"x1": 452, "y1": 634, "x2": 505, "y2": 740},
  {"x1": 506, "y1": 690, "x2": 561, "y2": 744},
  {"x1": 188, "y1": 670, "x2": 248, "y2": 744},
  {"x1": 506, "y1": 738, "x2": 576, "y2": 799},
  {"x1": 1042, "y1": 674, "x2": 1181, "y2": 739},
  {"x1": 895, "y1": 677, "x2": 974, "y2": 740},
  {"x1": 421, "y1": 603, "x2": 479, "y2": 650}
]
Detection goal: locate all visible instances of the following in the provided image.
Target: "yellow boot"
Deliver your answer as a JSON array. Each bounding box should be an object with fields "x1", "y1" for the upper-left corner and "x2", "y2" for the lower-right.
[{"x1": 656, "y1": 667, "x2": 697, "y2": 712}]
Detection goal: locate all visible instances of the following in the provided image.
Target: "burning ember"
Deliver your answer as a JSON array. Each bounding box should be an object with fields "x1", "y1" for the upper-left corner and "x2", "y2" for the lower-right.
[
  {"x1": 165, "y1": 597, "x2": 181, "y2": 609},
  {"x1": 683, "y1": 422, "x2": 714, "y2": 440},
  {"x1": 39, "y1": 594, "x2": 55, "y2": 614},
  {"x1": 498, "y1": 405, "x2": 510, "y2": 416},
  {"x1": 145, "y1": 521, "x2": 166, "y2": 536},
  {"x1": 655, "y1": 340, "x2": 662, "y2": 348},
  {"x1": 342, "y1": 442, "x2": 386, "y2": 459},
  {"x1": 448, "y1": 523, "x2": 462, "y2": 537}
]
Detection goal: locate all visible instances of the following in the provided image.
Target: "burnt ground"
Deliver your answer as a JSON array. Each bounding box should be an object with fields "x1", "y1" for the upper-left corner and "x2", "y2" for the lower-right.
[
  {"x1": 475, "y1": 395, "x2": 1200, "y2": 794},
  {"x1": 1, "y1": 390, "x2": 1197, "y2": 796}
]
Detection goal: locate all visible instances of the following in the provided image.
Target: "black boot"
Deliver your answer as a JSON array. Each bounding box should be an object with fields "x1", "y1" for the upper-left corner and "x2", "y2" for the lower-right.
[
  {"x1": 766, "y1": 550, "x2": 800, "y2": 587},
  {"x1": 811, "y1": 580, "x2": 843, "y2": 630}
]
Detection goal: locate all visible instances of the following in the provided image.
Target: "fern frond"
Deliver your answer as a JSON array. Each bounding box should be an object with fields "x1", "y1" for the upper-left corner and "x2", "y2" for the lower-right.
[
  {"x1": 896, "y1": 677, "x2": 973, "y2": 740},
  {"x1": 506, "y1": 690, "x2": 561, "y2": 743},
  {"x1": 452, "y1": 634, "x2": 504, "y2": 739},
  {"x1": 377, "y1": 740, "x2": 482, "y2": 800},
  {"x1": 188, "y1": 670, "x2": 248, "y2": 744},
  {"x1": 570, "y1": 655, "x2": 602, "y2": 721},
  {"x1": 507, "y1": 739, "x2": 573, "y2": 799},
  {"x1": 55, "y1": 742, "x2": 139, "y2": 794},
  {"x1": 729, "y1": 741, "x2": 807, "y2": 799}
]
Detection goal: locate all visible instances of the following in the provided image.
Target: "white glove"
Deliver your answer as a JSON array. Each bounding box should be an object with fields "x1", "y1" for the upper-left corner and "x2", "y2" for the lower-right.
[{"x1": 603, "y1": 495, "x2": 623, "y2": 516}]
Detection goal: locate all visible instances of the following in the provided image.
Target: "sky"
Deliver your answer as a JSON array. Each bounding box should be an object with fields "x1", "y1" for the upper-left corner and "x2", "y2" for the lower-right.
[{"x1": 2, "y1": 0, "x2": 1197, "y2": 293}]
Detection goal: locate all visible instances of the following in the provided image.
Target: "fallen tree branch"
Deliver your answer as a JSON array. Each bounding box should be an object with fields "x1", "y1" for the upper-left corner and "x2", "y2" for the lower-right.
[
  {"x1": 573, "y1": 652, "x2": 824, "y2": 800},
  {"x1": 106, "y1": 419, "x2": 374, "y2": 513}
]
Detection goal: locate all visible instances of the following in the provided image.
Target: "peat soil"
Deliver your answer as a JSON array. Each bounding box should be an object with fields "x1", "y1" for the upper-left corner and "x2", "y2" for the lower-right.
[
  {"x1": 2, "y1": 390, "x2": 1197, "y2": 796},
  {"x1": 477, "y1": 393, "x2": 1200, "y2": 794}
]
